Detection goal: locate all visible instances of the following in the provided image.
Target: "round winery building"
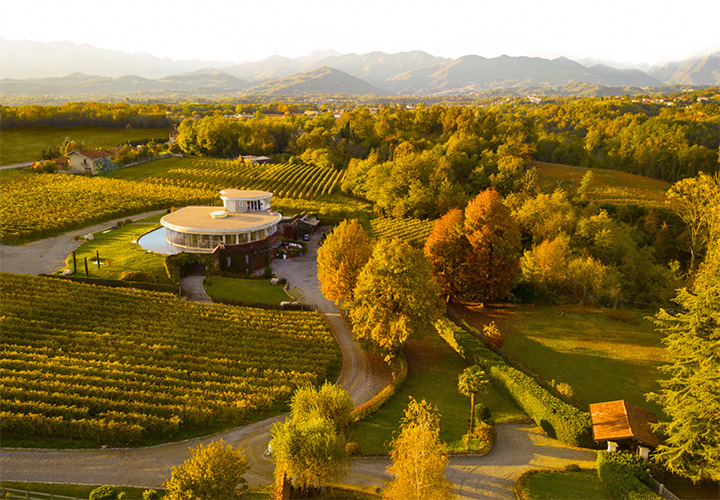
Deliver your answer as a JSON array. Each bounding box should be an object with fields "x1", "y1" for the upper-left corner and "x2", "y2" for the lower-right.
[{"x1": 161, "y1": 189, "x2": 282, "y2": 253}]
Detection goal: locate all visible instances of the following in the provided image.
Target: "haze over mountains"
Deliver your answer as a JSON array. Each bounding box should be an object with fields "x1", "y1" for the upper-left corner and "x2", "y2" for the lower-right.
[{"x1": 1, "y1": 38, "x2": 718, "y2": 98}]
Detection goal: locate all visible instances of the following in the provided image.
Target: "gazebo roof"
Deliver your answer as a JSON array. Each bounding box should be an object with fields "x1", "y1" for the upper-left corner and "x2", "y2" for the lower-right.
[{"x1": 590, "y1": 400, "x2": 662, "y2": 448}]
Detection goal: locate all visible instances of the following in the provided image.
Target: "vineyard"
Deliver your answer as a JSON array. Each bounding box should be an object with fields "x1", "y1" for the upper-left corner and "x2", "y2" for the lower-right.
[
  {"x1": 0, "y1": 171, "x2": 216, "y2": 244},
  {"x1": 140, "y1": 158, "x2": 346, "y2": 199},
  {"x1": 370, "y1": 216, "x2": 435, "y2": 247},
  {"x1": 0, "y1": 273, "x2": 341, "y2": 447}
]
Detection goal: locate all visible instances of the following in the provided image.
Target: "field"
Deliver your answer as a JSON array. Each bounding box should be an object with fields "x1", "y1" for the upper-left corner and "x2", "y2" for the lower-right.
[
  {"x1": 65, "y1": 216, "x2": 172, "y2": 283},
  {"x1": 203, "y1": 277, "x2": 292, "y2": 306},
  {"x1": 0, "y1": 126, "x2": 170, "y2": 166},
  {"x1": 370, "y1": 216, "x2": 435, "y2": 247},
  {"x1": 0, "y1": 273, "x2": 341, "y2": 447},
  {"x1": 347, "y1": 328, "x2": 526, "y2": 455},
  {"x1": 453, "y1": 303, "x2": 667, "y2": 416},
  {"x1": 0, "y1": 169, "x2": 215, "y2": 244},
  {"x1": 534, "y1": 161, "x2": 671, "y2": 209},
  {"x1": 516, "y1": 469, "x2": 610, "y2": 500}
]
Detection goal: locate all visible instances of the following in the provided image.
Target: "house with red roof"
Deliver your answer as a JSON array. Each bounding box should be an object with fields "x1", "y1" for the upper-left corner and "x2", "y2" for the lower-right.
[
  {"x1": 590, "y1": 399, "x2": 663, "y2": 460},
  {"x1": 67, "y1": 149, "x2": 112, "y2": 174}
]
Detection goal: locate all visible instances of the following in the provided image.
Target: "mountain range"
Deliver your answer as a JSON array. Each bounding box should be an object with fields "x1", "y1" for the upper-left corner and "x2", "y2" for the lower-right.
[{"x1": 1, "y1": 38, "x2": 718, "y2": 98}]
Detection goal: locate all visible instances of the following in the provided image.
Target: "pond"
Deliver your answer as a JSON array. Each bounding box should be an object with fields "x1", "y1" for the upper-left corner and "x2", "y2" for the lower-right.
[{"x1": 137, "y1": 227, "x2": 183, "y2": 255}]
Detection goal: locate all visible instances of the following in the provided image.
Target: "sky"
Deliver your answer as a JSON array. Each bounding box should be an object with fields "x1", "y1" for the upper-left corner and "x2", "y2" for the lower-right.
[{"x1": 1, "y1": 0, "x2": 719, "y2": 66}]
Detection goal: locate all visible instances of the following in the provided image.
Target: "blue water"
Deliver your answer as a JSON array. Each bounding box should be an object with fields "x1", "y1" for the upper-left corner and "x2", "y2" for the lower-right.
[{"x1": 137, "y1": 227, "x2": 183, "y2": 255}]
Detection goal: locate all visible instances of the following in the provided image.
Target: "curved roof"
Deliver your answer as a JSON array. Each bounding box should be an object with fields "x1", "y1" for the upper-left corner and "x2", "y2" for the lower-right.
[{"x1": 161, "y1": 206, "x2": 281, "y2": 234}]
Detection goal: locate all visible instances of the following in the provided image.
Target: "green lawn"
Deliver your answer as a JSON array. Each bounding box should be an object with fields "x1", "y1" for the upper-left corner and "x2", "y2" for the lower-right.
[
  {"x1": 453, "y1": 303, "x2": 667, "y2": 416},
  {"x1": 347, "y1": 329, "x2": 526, "y2": 455},
  {"x1": 516, "y1": 469, "x2": 610, "y2": 500},
  {"x1": 67, "y1": 218, "x2": 172, "y2": 284},
  {"x1": 106, "y1": 155, "x2": 188, "y2": 180},
  {"x1": 0, "y1": 126, "x2": 169, "y2": 165},
  {"x1": 0, "y1": 481, "x2": 160, "y2": 500},
  {"x1": 203, "y1": 276, "x2": 292, "y2": 306}
]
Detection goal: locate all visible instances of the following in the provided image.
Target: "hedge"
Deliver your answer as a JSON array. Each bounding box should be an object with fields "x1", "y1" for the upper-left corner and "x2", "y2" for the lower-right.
[
  {"x1": 350, "y1": 355, "x2": 408, "y2": 422},
  {"x1": 435, "y1": 317, "x2": 594, "y2": 448},
  {"x1": 39, "y1": 274, "x2": 179, "y2": 295},
  {"x1": 596, "y1": 451, "x2": 661, "y2": 499}
]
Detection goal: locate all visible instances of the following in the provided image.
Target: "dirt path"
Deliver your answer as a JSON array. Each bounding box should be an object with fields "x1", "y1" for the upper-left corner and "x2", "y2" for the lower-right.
[{"x1": 0, "y1": 210, "x2": 167, "y2": 275}]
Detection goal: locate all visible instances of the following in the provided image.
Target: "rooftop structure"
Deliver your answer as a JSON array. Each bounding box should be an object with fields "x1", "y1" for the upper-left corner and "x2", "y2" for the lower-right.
[{"x1": 590, "y1": 400, "x2": 662, "y2": 456}]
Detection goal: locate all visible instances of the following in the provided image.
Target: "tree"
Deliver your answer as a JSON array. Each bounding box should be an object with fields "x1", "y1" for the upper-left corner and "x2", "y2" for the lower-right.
[
  {"x1": 271, "y1": 416, "x2": 347, "y2": 492},
  {"x1": 164, "y1": 440, "x2": 250, "y2": 500},
  {"x1": 464, "y1": 189, "x2": 522, "y2": 302},
  {"x1": 384, "y1": 397, "x2": 453, "y2": 500},
  {"x1": 424, "y1": 208, "x2": 475, "y2": 302},
  {"x1": 457, "y1": 365, "x2": 489, "y2": 433},
  {"x1": 647, "y1": 243, "x2": 720, "y2": 483},
  {"x1": 349, "y1": 238, "x2": 441, "y2": 360},
  {"x1": 290, "y1": 381, "x2": 355, "y2": 431},
  {"x1": 316, "y1": 219, "x2": 372, "y2": 307}
]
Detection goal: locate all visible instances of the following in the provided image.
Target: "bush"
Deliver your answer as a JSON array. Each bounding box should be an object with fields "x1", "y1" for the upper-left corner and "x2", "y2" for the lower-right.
[
  {"x1": 596, "y1": 451, "x2": 661, "y2": 500},
  {"x1": 118, "y1": 270, "x2": 157, "y2": 283},
  {"x1": 89, "y1": 485, "x2": 118, "y2": 500},
  {"x1": 474, "y1": 402, "x2": 491, "y2": 422},
  {"x1": 345, "y1": 441, "x2": 361, "y2": 456},
  {"x1": 462, "y1": 421, "x2": 496, "y2": 453},
  {"x1": 564, "y1": 463, "x2": 581, "y2": 472},
  {"x1": 435, "y1": 317, "x2": 594, "y2": 448},
  {"x1": 142, "y1": 490, "x2": 160, "y2": 500}
]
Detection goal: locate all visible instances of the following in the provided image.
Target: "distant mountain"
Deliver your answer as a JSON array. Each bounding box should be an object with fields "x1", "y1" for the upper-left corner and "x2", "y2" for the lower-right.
[
  {"x1": 245, "y1": 67, "x2": 381, "y2": 95},
  {"x1": 648, "y1": 52, "x2": 720, "y2": 85},
  {"x1": 0, "y1": 38, "x2": 236, "y2": 79},
  {"x1": 222, "y1": 55, "x2": 303, "y2": 81}
]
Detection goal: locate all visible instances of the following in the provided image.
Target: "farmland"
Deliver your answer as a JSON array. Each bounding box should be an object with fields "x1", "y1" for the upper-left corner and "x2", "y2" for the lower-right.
[
  {"x1": 0, "y1": 273, "x2": 341, "y2": 447},
  {"x1": 0, "y1": 126, "x2": 170, "y2": 166},
  {"x1": 369, "y1": 216, "x2": 434, "y2": 247}
]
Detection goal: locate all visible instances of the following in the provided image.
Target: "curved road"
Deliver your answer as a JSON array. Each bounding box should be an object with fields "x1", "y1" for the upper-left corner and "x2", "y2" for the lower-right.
[{"x1": 0, "y1": 226, "x2": 597, "y2": 498}]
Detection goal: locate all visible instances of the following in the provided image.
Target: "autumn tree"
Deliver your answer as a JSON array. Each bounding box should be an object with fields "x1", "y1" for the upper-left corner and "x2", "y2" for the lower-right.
[
  {"x1": 316, "y1": 219, "x2": 372, "y2": 307},
  {"x1": 164, "y1": 440, "x2": 250, "y2": 500},
  {"x1": 647, "y1": 237, "x2": 720, "y2": 482},
  {"x1": 349, "y1": 238, "x2": 441, "y2": 360},
  {"x1": 464, "y1": 189, "x2": 522, "y2": 302},
  {"x1": 424, "y1": 208, "x2": 475, "y2": 302},
  {"x1": 384, "y1": 397, "x2": 453, "y2": 500},
  {"x1": 457, "y1": 365, "x2": 489, "y2": 434},
  {"x1": 289, "y1": 381, "x2": 355, "y2": 431}
]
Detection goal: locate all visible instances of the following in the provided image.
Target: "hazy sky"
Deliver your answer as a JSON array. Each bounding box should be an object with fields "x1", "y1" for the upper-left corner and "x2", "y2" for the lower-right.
[{"x1": 2, "y1": 0, "x2": 718, "y2": 66}]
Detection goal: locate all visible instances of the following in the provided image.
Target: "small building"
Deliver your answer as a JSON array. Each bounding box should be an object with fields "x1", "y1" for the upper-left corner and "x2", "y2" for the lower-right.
[
  {"x1": 67, "y1": 149, "x2": 112, "y2": 174},
  {"x1": 590, "y1": 400, "x2": 663, "y2": 460},
  {"x1": 240, "y1": 155, "x2": 271, "y2": 165},
  {"x1": 168, "y1": 129, "x2": 179, "y2": 144}
]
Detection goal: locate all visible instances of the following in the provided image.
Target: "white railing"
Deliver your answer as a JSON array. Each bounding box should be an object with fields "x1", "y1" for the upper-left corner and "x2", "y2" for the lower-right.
[{"x1": 0, "y1": 488, "x2": 83, "y2": 500}]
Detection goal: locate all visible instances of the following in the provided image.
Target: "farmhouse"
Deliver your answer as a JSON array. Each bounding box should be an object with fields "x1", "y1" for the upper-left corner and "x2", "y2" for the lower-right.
[
  {"x1": 590, "y1": 399, "x2": 663, "y2": 460},
  {"x1": 67, "y1": 149, "x2": 112, "y2": 174},
  {"x1": 160, "y1": 189, "x2": 283, "y2": 272}
]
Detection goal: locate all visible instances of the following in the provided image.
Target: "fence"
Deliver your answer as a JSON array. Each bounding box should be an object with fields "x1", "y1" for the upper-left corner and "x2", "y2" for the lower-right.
[
  {"x1": 648, "y1": 476, "x2": 682, "y2": 500},
  {"x1": 0, "y1": 488, "x2": 83, "y2": 500}
]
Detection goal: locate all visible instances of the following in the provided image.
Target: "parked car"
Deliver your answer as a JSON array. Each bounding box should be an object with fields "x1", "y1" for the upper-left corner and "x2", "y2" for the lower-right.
[{"x1": 302, "y1": 233, "x2": 310, "y2": 241}]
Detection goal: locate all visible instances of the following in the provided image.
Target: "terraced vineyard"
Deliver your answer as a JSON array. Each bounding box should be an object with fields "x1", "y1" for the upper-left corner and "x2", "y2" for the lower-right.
[
  {"x1": 0, "y1": 171, "x2": 215, "y2": 244},
  {"x1": 370, "y1": 216, "x2": 435, "y2": 247},
  {"x1": 0, "y1": 273, "x2": 341, "y2": 447},
  {"x1": 142, "y1": 158, "x2": 345, "y2": 199}
]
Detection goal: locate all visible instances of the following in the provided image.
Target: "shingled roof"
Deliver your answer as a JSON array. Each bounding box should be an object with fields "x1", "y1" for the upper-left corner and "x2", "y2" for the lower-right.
[{"x1": 590, "y1": 400, "x2": 663, "y2": 448}]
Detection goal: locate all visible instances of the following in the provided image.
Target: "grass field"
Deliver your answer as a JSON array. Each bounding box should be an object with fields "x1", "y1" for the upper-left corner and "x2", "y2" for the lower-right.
[
  {"x1": 534, "y1": 161, "x2": 671, "y2": 209},
  {"x1": 347, "y1": 328, "x2": 526, "y2": 455},
  {"x1": 453, "y1": 303, "x2": 667, "y2": 416},
  {"x1": 65, "y1": 215, "x2": 172, "y2": 283},
  {"x1": 0, "y1": 126, "x2": 170, "y2": 165},
  {"x1": 203, "y1": 277, "x2": 292, "y2": 305},
  {"x1": 0, "y1": 481, "x2": 159, "y2": 500},
  {"x1": 516, "y1": 469, "x2": 610, "y2": 500}
]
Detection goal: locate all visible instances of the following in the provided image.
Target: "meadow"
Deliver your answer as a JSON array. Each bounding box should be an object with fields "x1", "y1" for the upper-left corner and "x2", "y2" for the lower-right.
[
  {"x1": 516, "y1": 469, "x2": 610, "y2": 500},
  {"x1": 0, "y1": 273, "x2": 341, "y2": 447},
  {"x1": 453, "y1": 303, "x2": 667, "y2": 416},
  {"x1": 0, "y1": 126, "x2": 170, "y2": 165},
  {"x1": 203, "y1": 276, "x2": 292, "y2": 306}
]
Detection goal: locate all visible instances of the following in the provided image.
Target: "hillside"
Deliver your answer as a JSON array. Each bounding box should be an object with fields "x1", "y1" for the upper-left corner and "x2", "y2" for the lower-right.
[{"x1": 244, "y1": 66, "x2": 381, "y2": 95}]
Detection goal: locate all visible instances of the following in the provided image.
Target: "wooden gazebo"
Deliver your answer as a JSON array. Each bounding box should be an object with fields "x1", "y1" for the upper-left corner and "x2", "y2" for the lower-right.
[{"x1": 590, "y1": 399, "x2": 662, "y2": 459}]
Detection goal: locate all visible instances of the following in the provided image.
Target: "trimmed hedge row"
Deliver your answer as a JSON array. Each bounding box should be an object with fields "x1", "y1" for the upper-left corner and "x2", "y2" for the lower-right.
[
  {"x1": 350, "y1": 355, "x2": 408, "y2": 422},
  {"x1": 596, "y1": 451, "x2": 661, "y2": 499},
  {"x1": 435, "y1": 317, "x2": 594, "y2": 448},
  {"x1": 39, "y1": 274, "x2": 179, "y2": 295}
]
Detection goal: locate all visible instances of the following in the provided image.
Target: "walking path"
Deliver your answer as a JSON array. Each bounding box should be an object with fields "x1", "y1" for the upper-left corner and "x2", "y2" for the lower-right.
[{"x1": 0, "y1": 224, "x2": 598, "y2": 498}]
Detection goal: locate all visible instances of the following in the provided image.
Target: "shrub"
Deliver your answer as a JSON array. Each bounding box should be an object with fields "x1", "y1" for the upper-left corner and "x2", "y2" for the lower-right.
[
  {"x1": 564, "y1": 463, "x2": 581, "y2": 472},
  {"x1": 345, "y1": 441, "x2": 361, "y2": 456},
  {"x1": 142, "y1": 490, "x2": 160, "y2": 500},
  {"x1": 482, "y1": 321, "x2": 506, "y2": 348},
  {"x1": 596, "y1": 451, "x2": 660, "y2": 500},
  {"x1": 89, "y1": 485, "x2": 118, "y2": 500},
  {"x1": 462, "y1": 421, "x2": 496, "y2": 453},
  {"x1": 474, "y1": 402, "x2": 491, "y2": 422},
  {"x1": 435, "y1": 317, "x2": 594, "y2": 448},
  {"x1": 118, "y1": 270, "x2": 157, "y2": 283}
]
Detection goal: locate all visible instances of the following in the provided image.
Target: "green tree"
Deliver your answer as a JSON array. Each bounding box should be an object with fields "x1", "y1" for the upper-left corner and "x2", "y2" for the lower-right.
[
  {"x1": 464, "y1": 189, "x2": 522, "y2": 302},
  {"x1": 290, "y1": 381, "x2": 355, "y2": 431},
  {"x1": 316, "y1": 219, "x2": 373, "y2": 307},
  {"x1": 349, "y1": 238, "x2": 441, "y2": 360},
  {"x1": 164, "y1": 440, "x2": 250, "y2": 500},
  {"x1": 383, "y1": 397, "x2": 453, "y2": 500},
  {"x1": 457, "y1": 365, "x2": 489, "y2": 433},
  {"x1": 647, "y1": 243, "x2": 720, "y2": 483}
]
